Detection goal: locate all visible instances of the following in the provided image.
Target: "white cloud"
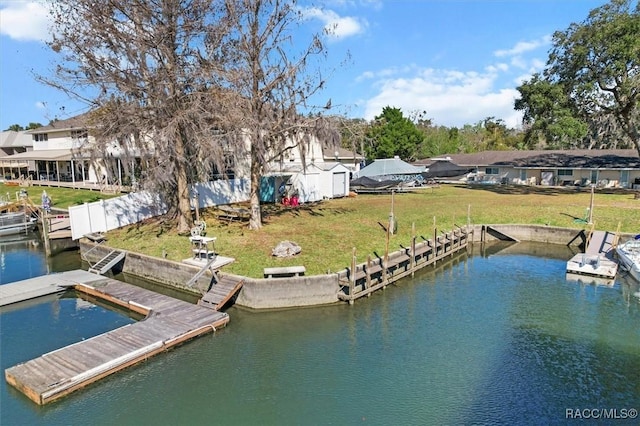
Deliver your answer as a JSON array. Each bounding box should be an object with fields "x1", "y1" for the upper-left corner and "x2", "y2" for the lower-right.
[
  {"x1": 362, "y1": 68, "x2": 523, "y2": 128},
  {"x1": 303, "y1": 7, "x2": 366, "y2": 39},
  {"x1": 486, "y1": 63, "x2": 509, "y2": 73},
  {"x1": 0, "y1": 1, "x2": 50, "y2": 42},
  {"x1": 494, "y1": 36, "x2": 550, "y2": 57},
  {"x1": 510, "y1": 56, "x2": 528, "y2": 70}
]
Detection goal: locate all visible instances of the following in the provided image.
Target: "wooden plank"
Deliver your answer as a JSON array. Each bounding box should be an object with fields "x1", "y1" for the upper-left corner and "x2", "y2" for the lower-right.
[
  {"x1": 5, "y1": 274, "x2": 229, "y2": 405},
  {"x1": 198, "y1": 278, "x2": 244, "y2": 310},
  {"x1": 342, "y1": 228, "x2": 471, "y2": 303}
]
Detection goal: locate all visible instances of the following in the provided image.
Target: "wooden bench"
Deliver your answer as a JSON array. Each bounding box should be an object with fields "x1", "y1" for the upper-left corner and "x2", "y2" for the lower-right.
[
  {"x1": 217, "y1": 205, "x2": 251, "y2": 222},
  {"x1": 263, "y1": 266, "x2": 306, "y2": 278}
]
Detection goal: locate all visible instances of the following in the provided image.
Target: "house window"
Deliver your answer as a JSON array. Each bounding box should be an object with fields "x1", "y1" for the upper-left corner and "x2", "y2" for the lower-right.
[
  {"x1": 590, "y1": 170, "x2": 598, "y2": 184},
  {"x1": 210, "y1": 152, "x2": 235, "y2": 180},
  {"x1": 620, "y1": 170, "x2": 629, "y2": 187},
  {"x1": 71, "y1": 130, "x2": 88, "y2": 145},
  {"x1": 558, "y1": 169, "x2": 573, "y2": 176},
  {"x1": 485, "y1": 167, "x2": 499, "y2": 175},
  {"x1": 519, "y1": 170, "x2": 527, "y2": 181},
  {"x1": 33, "y1": 133, "x2": 48, "y2": 142}
]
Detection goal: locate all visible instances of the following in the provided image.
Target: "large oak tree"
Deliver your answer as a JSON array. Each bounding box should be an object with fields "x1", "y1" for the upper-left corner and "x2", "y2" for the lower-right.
[{"x1": 516, "y1": 0, "x2": 640, "y2": 155}]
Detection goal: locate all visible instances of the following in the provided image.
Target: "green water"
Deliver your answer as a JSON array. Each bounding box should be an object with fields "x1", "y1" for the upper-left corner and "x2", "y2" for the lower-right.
[{"x1": 1, "y1": 241, "x2": 639, "y2": 425}]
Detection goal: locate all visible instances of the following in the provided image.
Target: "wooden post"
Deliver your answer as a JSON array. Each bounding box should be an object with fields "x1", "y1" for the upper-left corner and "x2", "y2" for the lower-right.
[
  {"x1": 366, "y1": 255, "x2": 372, "y2": 291},
  {"x1": 350, "y1": 247, "x2": 356, "y2": 302},
  {"x1": 383, "y1": 222, "x2": 390, "y2": 287},
  {"x1": 42, "y1": 209, "x2": 51, "y2": 257},
  {"x1": 433, "y1": 216, "x2": 437, "y2": 266},
  {"x1": 588, "y1": 184, "x2": 594, "y2": 225},
  {"x1": 411, "y1": 222, "x2": 416, "y2": 276}
]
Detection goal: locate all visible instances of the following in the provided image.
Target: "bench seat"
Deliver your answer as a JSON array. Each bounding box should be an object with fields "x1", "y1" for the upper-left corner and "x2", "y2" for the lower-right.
[{"x1": 263, "y1": 266, "x2": 306, "y2": 278}]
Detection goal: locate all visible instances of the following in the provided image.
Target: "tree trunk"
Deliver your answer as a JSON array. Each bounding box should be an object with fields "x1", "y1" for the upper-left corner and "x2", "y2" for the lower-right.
[
  {"x1": 249, "y1": 147, "x2": 262, "y2": 230},
  {"x1": 175, "y1": 132, "x2": 192, "y2": 234}
]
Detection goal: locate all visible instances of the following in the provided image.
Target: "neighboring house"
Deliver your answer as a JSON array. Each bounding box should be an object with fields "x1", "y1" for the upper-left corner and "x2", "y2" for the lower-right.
[
  {"x1": 0, "y1": 131, "x2": 34, "y2": 180},
  {"x1": 416, "y1": 150, "x2": 640, "y2": 189},
  {"x1": 261, "y1": 137, "x2": 358, "y2": 203},
  {"x1": 0, "y1": 113, "x2": 119, "y2": 185},
  {"x1": 2, "y1": 112, "x2": 358, "y2": 203},
  {"x1": 263, "y1": 161, "x2": 351, "y2": 203}
]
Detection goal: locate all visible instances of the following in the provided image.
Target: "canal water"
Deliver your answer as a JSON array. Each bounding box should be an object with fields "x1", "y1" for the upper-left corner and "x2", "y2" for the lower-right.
[{"x1": 1, "y1": 237, "x2": 639, "y2": 425}]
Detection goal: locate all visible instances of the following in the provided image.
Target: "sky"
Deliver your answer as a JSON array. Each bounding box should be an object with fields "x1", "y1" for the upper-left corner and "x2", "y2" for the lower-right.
[{"x1": 0, "y1": 0, "x2": 609, "y2": 131}]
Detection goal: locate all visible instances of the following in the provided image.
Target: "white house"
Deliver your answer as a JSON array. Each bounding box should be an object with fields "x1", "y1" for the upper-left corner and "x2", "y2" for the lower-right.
[
  {"x1": 267, "y1": 161, "x2": 350, "y2": 203},
  {"x1": 0, "y1": 114, "x2": 117, "y2": 185},
  {"x1": 2, "y1": 112, "x2": 362, "y2": 205},
  {"x1": 0, "y1": 130, "x2": 33, "y2": 180}
]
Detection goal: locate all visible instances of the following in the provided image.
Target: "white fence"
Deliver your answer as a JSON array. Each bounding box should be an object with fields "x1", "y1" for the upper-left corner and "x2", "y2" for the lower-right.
[
  {"x1": 191, "y1": 178, "x2": 250, "y2": 209},
  {"x1": 69, "y1": 178, "x2": 250, "y2": 240}
]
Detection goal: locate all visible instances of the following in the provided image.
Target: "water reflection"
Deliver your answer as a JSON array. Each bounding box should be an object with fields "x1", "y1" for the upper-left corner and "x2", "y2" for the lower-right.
[{"x1": 1, "y1": 241, "x2": 639, "y2": 425}]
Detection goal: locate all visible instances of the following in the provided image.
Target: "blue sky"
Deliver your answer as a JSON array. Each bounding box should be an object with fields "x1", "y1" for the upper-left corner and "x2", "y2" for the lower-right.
[{"x1": 0, "y1": 0, "x2": 608, "y2": 131}]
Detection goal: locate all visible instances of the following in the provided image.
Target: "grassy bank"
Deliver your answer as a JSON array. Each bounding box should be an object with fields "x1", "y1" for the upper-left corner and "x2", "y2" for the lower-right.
[
  {"x1": 1, "y1": 184, "x2": 117, "y2": 207},
  {"x1": 4, "y1": 182, "x2": 637, "y2": 278},
  {"x1": 103, "y1": 185, "x2": 639, "y2": 278}
]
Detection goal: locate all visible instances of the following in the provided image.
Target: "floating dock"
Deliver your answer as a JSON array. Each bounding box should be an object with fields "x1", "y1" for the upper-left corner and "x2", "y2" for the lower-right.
[
  {"x1": 4, "y1": 272, "x2": 229, "y2": 405},
  {"x1": 566, "y1": 230, "x2": 618, "y2": 279},
  {"x1": 0, "y1": 270, "x2": 103, "y2": 307}
]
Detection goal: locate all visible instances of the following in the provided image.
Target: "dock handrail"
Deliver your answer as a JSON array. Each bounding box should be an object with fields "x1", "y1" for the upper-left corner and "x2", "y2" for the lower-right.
[{"x1": 81, "y1": 239, "x2": 106, "y2": 265}]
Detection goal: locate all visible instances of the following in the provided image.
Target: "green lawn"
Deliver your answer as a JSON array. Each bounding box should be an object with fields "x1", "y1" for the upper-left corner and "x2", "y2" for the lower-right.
[
  {"x1": 1, "y1": 183, "x2": 118, "y2": 208},
  {"x1": 101, "y1": 184, "x2": 640, "y2": 278},
  {"x1": 4, "y1": 182, "x2": 637, "y2": 278}
]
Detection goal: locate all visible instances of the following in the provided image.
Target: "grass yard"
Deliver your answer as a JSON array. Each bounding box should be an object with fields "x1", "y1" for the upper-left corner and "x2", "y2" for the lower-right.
[
  {"x1": 103, "y1": 184, "x2": 640, "y2": 278},
  {"x1": 3, "y1": 182, "x2": 637, "y2": 278},
  {"x1": 0, "y1": 183, "x2": 118, "y2": 208}
]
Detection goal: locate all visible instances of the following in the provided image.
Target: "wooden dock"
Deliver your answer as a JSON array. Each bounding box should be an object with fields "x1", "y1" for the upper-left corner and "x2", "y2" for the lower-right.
[
  {"x1": 0, "y1": 270, "x2": 103, "y2": 307},
  {"x1": 338, "y1": 226, "x2": 471, "y2": 303},
  {"x1": 47, "y1": 214, "x2": 72, "y2": 240},
  {"x1": 198, "y1": 275, "x2": 244, "y2": 310},
  {"x1": 566, "y1": 230, "x2": 618, "y2": 279},
  {"x1": 5, "y1": 273, "x2": 229, "y2": 405}
]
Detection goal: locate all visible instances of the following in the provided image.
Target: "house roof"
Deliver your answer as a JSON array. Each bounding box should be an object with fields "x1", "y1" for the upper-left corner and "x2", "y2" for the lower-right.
[
  {"x1": 0, "y1": 149, "x2": 75, "y2": 161},
  {"x1": 28, "y1": 112, "x2": 92, "y2": 134},
  {"x1": 323, "y1": 147, "x2": 364, "y2": 161},
  {"x1": 0, "y1": 131, "x2": 33, "y2": 149},
  {"x1": 357, "y1": 156, "x2": 424, "y2": 178},
  {"x1": 422, "y1": 149, "x2": 640, "y2": 170}
]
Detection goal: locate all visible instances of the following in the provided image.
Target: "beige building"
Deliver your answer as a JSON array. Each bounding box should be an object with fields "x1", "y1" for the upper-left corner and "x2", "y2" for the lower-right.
[{"x1": 417, "y1": 150, "x2": 640, "y2": 189}]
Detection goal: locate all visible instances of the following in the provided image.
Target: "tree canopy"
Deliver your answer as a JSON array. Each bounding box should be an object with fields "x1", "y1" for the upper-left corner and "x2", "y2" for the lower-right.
[
  {"x1": 4, "y1": 123, "x2": 42, "y2": 132},
  {"x1": 364, "y1": 106, "x2": 424, "y2": 160},
  {"x1": 516, "y1": 0, "x2": 640, "y2": 154}
]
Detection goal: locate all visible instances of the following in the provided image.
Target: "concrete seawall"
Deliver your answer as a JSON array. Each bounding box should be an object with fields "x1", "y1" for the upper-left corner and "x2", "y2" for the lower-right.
[
  {"x1": 233, "y1": 273, "x2": 340, "y2": 309},
  {"x1": 79, "y1": 241, "x2": 341, "y2": 309},
  {"x1": 80, "y1": 225, "x2": 634, "y2": 309}
]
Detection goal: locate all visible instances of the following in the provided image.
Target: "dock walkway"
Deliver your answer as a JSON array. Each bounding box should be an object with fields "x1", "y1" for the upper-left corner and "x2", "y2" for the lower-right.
[
  {"x1": 198, "y1": 275, "x2": 244, "y2": 310},
  {"x1": 566, "y1": 230, "x2": 618, "y2": 279},
  {"x1": 0, "y1": 270, "x2": 103, "y2": 307},
  {"x1": 5, "y1": 273, "x2": 229, "y2": 405}
]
